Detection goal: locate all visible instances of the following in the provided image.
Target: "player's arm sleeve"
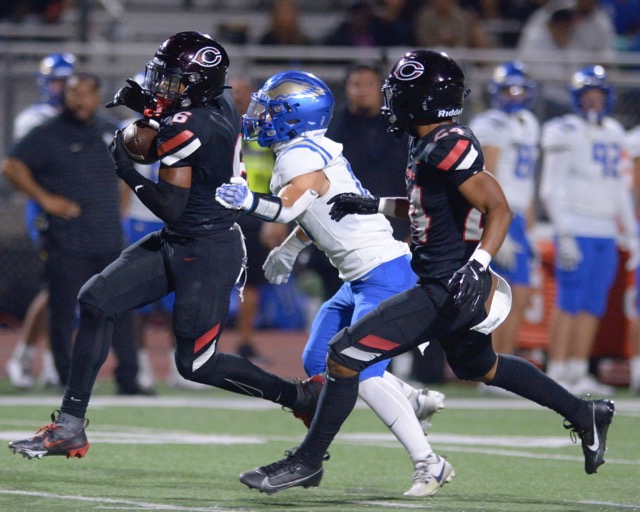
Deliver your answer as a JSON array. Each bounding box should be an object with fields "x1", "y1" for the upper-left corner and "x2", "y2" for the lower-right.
[
  {"x1": 111, "y1": 131, "x2": 189, "y2": 224},
  {"x1": 129, "y1": 175, "x2": 190, "y2": 224}
]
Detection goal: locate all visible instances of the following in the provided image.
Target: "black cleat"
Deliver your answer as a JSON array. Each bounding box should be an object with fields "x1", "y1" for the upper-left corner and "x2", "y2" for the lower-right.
[
  {"x1": 8, "y1": 410, "x2": 90, "y2": 460},
  {"x1": 564, "y1": 398, "x2": 615, "y2": 474},
  {"x1": 239, "y1": 449, "x2": 323, "y2": 494},
  {"x1": 291, "y1": 374, "x2": 325, "y2": 428}
]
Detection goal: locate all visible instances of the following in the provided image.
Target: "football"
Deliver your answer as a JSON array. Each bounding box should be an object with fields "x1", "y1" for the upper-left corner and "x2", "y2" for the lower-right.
[{"x1": 122, "y1": 119, "x2": 159, "y2": 165}]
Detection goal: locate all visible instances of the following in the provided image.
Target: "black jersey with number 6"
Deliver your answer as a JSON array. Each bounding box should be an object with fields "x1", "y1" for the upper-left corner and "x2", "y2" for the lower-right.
[
  {"x1": 407, "y1": 122, "x2": 486, "y2": 281},
  {"x1": 156, "y1": 90, "x2": 242, "y2": 237}
]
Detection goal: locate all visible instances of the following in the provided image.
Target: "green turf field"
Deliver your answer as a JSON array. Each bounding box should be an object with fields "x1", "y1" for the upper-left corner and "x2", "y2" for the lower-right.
[{"x1": 1, "y1": 381, "x2": 638, "y2": 512}]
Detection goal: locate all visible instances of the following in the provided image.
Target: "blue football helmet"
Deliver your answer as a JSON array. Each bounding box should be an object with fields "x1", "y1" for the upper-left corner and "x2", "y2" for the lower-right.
[
  {"x1": 242, "y1": 71, "x2": 334, "y2": 147},
  {"x1": 570, "y1": 65, "x2": 613, "y2": 119},
  {"x1": 488, "y1": 61, "x2": 535, "y2": 114},
  {"x1": 37, "y1": 52, "x2": 76, "y2": 106}
]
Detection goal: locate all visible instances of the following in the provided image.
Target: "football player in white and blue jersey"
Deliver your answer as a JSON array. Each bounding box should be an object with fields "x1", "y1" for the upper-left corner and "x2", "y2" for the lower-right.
[
  {"x1": 469, "y1": 61, "x2": 539, "y2": 389},
  {"x1": 540, "y1": 65, "x2": 638, "y2": 396},
  {"x1": 216, "y1": 70, "x2": 449, "y2": 497}
]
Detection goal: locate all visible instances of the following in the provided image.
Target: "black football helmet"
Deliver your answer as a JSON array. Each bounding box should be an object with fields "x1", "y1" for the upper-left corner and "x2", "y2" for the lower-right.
[
  {"x1": 143, "y1": 31, "x2": 229, "y2": 115},
  {"x1": 381, "y1": 49, "x2": 469, "y2": 137}
]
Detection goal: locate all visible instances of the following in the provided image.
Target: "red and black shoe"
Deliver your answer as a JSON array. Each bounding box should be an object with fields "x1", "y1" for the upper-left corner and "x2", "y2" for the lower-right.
[
  {"x1": 291, "y1": 374, "x2": 325, "y2": 428},
  {"x1": 8, "y1": 410, "x2": 90, "y2": 460}
]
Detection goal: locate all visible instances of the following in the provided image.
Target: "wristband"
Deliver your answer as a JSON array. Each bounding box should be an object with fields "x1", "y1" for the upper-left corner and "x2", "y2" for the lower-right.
[
  {"x1": 284, "y1": 231, "x2": 313, "y2": 253},
  {"x1": 248, "y1": 193, "x2": 283, "y2": 221},
  {"x1": 470, "y1": 248, "x2": 491, "y2": 270},
  {"x1": 378, "y1": 198, "x2": 396, "y2": 217}
]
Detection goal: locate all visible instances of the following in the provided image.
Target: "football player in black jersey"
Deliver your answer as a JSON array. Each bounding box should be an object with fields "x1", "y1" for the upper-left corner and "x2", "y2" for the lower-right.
[
  {"x1": 8, "y1": 32, "x2": 322, "y2": 461},
  {"x1": 238, "y1": 50, "x2": 616, "y2": 494}
]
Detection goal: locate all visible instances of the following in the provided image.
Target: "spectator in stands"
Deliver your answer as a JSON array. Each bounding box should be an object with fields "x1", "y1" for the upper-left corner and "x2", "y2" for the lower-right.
[
  {"x1": 413, "y1": 0, "x2": 491, "y2": 48},
  {"x1": 370, "y1": 0, "x2": 419, "y2": 47},
  {"x1": 469, "y1": 61, "x2": 540, "y2": 395},
  {"x1": 571, "y1": 0, "x2": 616, "y2": 53},
  {"x1": 518, "y1": 7, "x2": 576, "y2": 120},
  {"x1": 5, "y1": 52, "x2": 75, "y2": 390},
  {"x1": 228, "y1": 74, "x2": 289, "y2": 363},
  {"x1": 322, "y1": 1, "x2": 377, "y2": 46},
  {"x1": 600, "y1": 0, "x2": 640, "y2": 51},
  {"x1": 2, "y1": 73, "x2": 143, "y2": 395},
  {"x1": 539, "y1": 65, "x2": 638, "y2": 396},
  {"x1": 258, "y1": 0, "x2": 311, "y2": 45}
]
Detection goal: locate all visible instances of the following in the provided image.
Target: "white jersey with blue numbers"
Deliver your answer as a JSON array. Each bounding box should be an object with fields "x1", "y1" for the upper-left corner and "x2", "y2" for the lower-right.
[
  {"x1": 469, "y1": 108, "x2": 539, "y2": 214},
  {"x1": 14, "y1": 102, "x2": 58, "y2": 141},
  {"x1": 271, "y1": 131, "x2": 410, "y2": 282},
  {"x1": 540, "y1": 113, "x2": 635, "y2": 238}
]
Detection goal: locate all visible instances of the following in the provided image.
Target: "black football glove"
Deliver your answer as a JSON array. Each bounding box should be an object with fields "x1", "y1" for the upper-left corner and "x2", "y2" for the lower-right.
[
  {"x1": 108, "y1": 130, "x2": 135, "y2": 180},
  {"x1": 447, "y1": 259, "x2": 487, "y2": 314},
  {"x1": 327, "y1": 193, "x2": 380, "y2": 222},
  {"x1": 105, "y1": 78, "x2": 149, "y2": 114}
]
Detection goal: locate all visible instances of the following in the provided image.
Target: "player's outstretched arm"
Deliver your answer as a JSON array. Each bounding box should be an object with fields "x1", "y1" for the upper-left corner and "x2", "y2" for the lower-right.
[
  {"x1": 328, "y1": 193, "x2": 409, "y2": 222},
  {"x1": 216, "y1": 175, "x2": 318, "y2": 223}
]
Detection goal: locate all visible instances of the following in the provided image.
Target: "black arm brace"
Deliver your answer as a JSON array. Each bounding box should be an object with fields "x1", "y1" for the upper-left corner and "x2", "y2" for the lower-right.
[{"x1": 121, "y1": 169, "x2": 189, "y2": 224}]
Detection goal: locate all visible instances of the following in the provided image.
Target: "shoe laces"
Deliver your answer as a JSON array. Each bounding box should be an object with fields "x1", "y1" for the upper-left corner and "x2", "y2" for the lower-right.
[
  {"x1": 563, "y1": 394, "x2": 593, "y2": 444},
  {"x1": 412, "y1": 456, "x2": 441, "y2": 484},
  {"x1": 35, "y1": 410, "x2": 89, "y2": 437}
]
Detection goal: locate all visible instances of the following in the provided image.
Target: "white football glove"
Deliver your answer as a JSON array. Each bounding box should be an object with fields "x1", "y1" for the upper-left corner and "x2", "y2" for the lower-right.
[
  {"x1": 215, "y1": 176, "x2": 254, "y2": 210},
  {"x1": 493, "y1": 233, "x2": 524, "y2": 271},
  {"x1": 262, "y1": 232, "x2": 310, "y2": 284},
  {"x1": 556, "y1": 234, "x2": 582, "y2": 271}
]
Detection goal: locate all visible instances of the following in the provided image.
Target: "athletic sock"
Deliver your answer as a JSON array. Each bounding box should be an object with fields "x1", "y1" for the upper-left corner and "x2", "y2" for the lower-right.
[
  {"x1": 359, "y1": 376, "x2": 431, "y2": 463},
  {"x1": 489, "y1": 354, "x2": 589, "y2": 429},
  {"x1": 297, "y1": 372, "x2": 359, "y2": 467}
]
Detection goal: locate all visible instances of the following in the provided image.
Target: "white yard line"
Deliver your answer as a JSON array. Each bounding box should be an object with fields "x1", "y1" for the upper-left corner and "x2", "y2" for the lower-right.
[{"x1": 0, "y1": 490, "x2": 244, "y2": 511}]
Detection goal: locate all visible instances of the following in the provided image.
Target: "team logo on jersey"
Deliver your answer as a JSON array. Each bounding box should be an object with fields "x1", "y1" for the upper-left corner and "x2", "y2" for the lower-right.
[
  {"x1": 393, "y1": 60, "x2": 425, "y2": 81},
  {"x1": 266, "y1": 79, "x2": 326, "y2": 102},
  {"x1": 192, "y1": 47, "x2": 223, "y2": 67}
]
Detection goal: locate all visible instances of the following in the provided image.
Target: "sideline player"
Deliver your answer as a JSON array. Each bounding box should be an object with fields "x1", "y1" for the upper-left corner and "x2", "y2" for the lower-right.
[
  {"x1": 216, "y1": 70, "x2": 450, "y2": 497},
  {"x1": 540, "y1": 65, "x2": 638, "y2": 396},
  {"x1": 236, "y1": 50, "x2": 615, "y2": 494}
]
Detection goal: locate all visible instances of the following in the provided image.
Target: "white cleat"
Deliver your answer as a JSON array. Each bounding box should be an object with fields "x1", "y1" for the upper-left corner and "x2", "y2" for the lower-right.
[
  {"x1": 415, "y1": 389, "x2": 445, "y2": 433},
  {"x1": 38, "y1": 350, "x2": 60, "y2": 389},
  {"x1": 404, "y1": 453, "x2": 455, "y2": 497},
  {"x1": 570, "y1": 375, "x2": 615, "y2": 397},
  {"x1": 6, "y1": 357, "x2": 34, "y2": 390}
]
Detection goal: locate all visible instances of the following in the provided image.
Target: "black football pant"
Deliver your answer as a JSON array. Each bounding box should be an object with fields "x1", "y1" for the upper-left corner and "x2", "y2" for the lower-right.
[{"x1": 45, "y1": 251, "x2": 138, "y2": 390}]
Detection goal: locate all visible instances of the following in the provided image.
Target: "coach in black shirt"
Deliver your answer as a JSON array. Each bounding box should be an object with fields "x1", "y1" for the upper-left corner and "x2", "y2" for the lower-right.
[{"x1": 3, "y1": 73, "x2": 140, "y2": 393}]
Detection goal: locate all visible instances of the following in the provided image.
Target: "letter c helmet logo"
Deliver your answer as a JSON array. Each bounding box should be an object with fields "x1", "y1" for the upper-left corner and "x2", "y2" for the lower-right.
[
  {"x1": 393, "y1": 60, "x2": 425, "y2": 81},
  {"x1": 193, "y1": 46, "x2": 223, "y2": 67}
]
